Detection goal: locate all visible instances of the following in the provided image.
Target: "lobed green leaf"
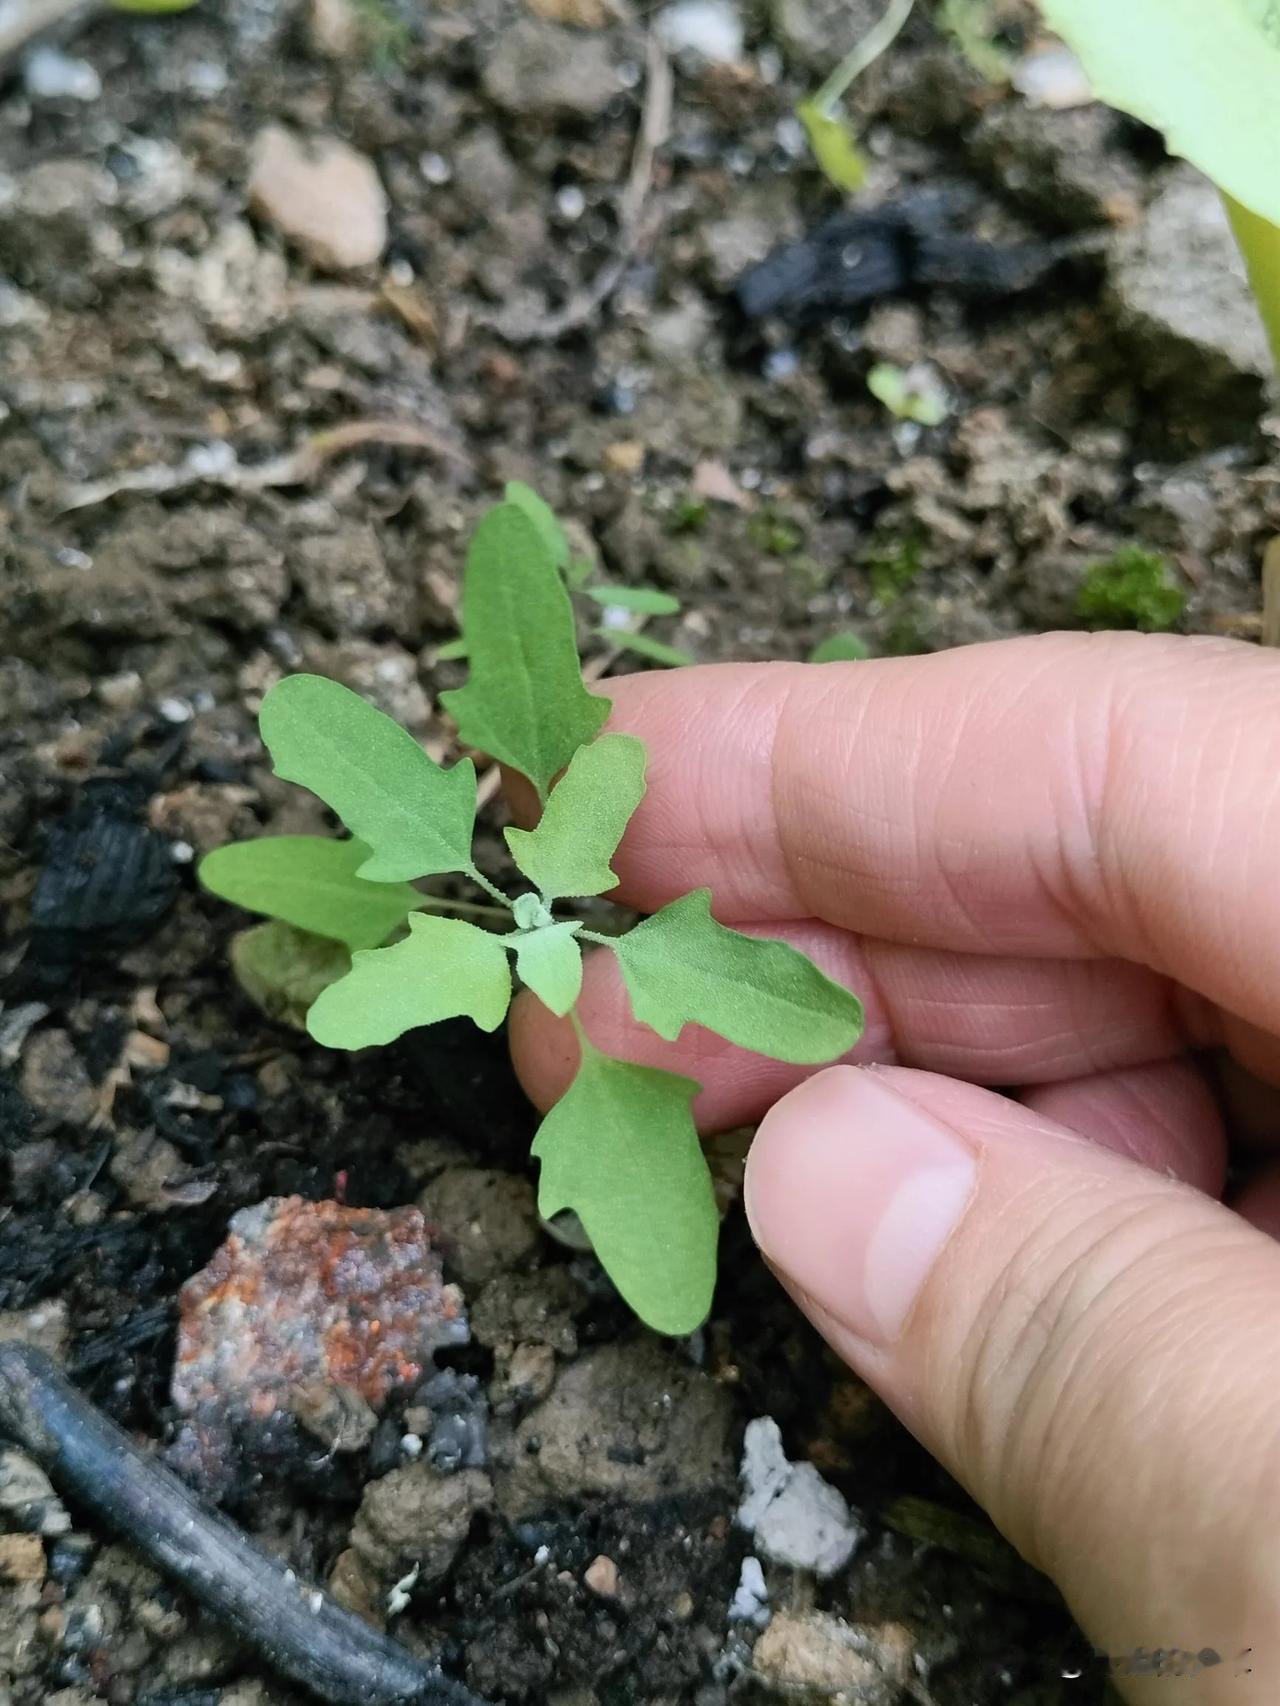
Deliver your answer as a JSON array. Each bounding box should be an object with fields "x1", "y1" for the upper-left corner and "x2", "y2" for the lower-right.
[
  {"x1": 1036, "y1": 0, "x2": 1280, "y2": 226},
  {"x1": 442, "y1": 504, "x2": 609, "y2": 798},
  {"x1": 260, "y1": 675, "x2": 477, "y2": 884},
  {"x1": 610, "y1": 889, "x2": 864, "y2": 1063},
  {"x1": 505, "y1": 733, "x2": 646, "y2": 901},
  {"x1": 533, "y1": 1050, "x2": 717, "y2": 1335},
  {"x1": 307, "y1": 913, "x2": 511, "y2": 1048},
  {"x1": 198, "y1": 835, "x2": 424, "y2": 950},
  {"x1": 511, "y1": 923, "x2": 583, "y2": 1016}
]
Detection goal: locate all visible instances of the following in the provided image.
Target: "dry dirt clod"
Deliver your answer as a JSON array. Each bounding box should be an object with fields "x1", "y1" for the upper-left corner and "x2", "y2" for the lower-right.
[
  {"x1": 751, "y1": 1612, "x2": 914, "y2": 1703},
  {"x1": 248, "y1": 126, "x2": 388, "y2": 273},
  {"x1": 0, "y1": 1533, "x2": 45, "y2": 1584}
]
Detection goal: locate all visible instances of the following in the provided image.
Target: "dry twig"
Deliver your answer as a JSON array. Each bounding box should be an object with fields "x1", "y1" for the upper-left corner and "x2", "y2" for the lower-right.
[
  {"x1": 478, "y1": 32, "x2": 673, "y2": 344},
  {"x1": 56, "y1": 419, "x2": 469, "y2": 513}
]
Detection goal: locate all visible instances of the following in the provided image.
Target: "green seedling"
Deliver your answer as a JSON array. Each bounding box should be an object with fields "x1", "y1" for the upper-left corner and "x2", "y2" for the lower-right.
[
  {"x1": 200, "y1": 497, "x2": 864, "y2": 1337},
  {"x1": 809, "y1": 631, "x2": 872, "y2": 663},
  {"x1": 441, "y1": 483, "x2": 691, "y2": 670},
  {"x1": 797, "y1": 0, "x2": 914, "y2": 192},
  {"x1": 111, "y1": 0, "x2": 198, "y2": 11},
  {"x1": 1034, "y1": 0, "x2": 1280, "y2": 365},
  {"x1": 867, "y1": 362, "x2": 949, "y2": 428},
  {"x1": 1075, "y1": 546, "x2": 1184, "y2": 632}
]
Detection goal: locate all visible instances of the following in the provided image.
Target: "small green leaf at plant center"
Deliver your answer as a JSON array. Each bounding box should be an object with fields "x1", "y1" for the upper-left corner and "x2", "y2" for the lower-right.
[
  {"x1": 610, "y1": 889, "x2": 864, "y2": 1062},
  {"x1": 512, "y1": 923, "x2": 583, "y2": 1016},
  {"x1": 259, "y1": 675, "x2": 477, "y2": 883},
  {"x1": 307, "y1": 913, "x2": 511, "y2": 1048},
  {"x1": 512, "y1": 893, "x2": 554, "y2": 931},
  {"x1": 441, "y1": 503, "x2": 609, "y2": 798},
  {"x1": 796, "y1": 99, "x2": 867, "y2": 191},
  {"x1": 533, "y1": 1051, "x2": 717, "y2": 1335},
  {"x1": 505, "y1": 734, "x2": 646, "y2": 901},
  {"x1": 199, "y1": 835, "x2": 424, "y2": 950}
]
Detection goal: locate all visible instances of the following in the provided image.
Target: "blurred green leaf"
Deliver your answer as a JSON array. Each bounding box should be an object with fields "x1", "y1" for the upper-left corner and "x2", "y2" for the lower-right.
[
  {"x1": 231, "y1": 922, "x2": 352, "y2": 1032},
  {"x1": 809, "y1": 632, "x2": 872, "y2": 663},
  {"x1": 1036, "y1": 0, "x2": 1280, "y2": 226},
  {"x1": 583, "y1": 585, "x2": 682, "y2": 617},
  {"x1": 199, "y1": 836, "x2": 424, "y2": 950},
  {"x1": 796, "y1": 99, "x2": 867, "y2": 191},
  {"x1": 603, "y1": 629, "x2": 695, "y2": 668}
]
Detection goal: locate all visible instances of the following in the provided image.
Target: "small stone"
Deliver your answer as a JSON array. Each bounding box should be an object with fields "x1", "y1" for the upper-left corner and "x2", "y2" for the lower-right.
[
  {"x1": 248, "y1": 126, "x2": 387, "y2": 272},
  {"x1": 0, "y1": 1449, "x2": 70, "y2": 1536},
  {"x1": 97, "y1": 670, "x2": 144, "y2": 710},
  {"x1": 526, "y1": 0, "x2": 612, "y2": 25},
  {"x1": 737, "y1": 1417, "x2": 860, "y2": 1577},
  {"x1": 0, "y1": 1534, "x2": 45, "y2": 1584},
  {"x1": 492, "y1": 1340, "x2": 557, "y2": 1409},
  {"x1": 481, "y1": 19, "x2": 624, "y2": 121},
  {"x1": 1107, "y1": 169, "x2": 1272, "y2": 443},
  {"x1": 308, "y1": 0, "x2": 360, "y2": 58},
  {"x1": 659, "y1": 0, "x2": 743, "y2": 62},
  {"x1": 751, "y1": 1612, "x2": 912, "y2": 1703},
  {"x1": 603, "y1": 440, "x2": 645, "y2": 474},
  {"x1": 0, "y1": 1301, "x2": 68, "y2": 1364},
  {"x1": 729, "y1": 1554, "x2": 769, "y2": 1625},
  {"x1": 583, "y1": 1555, "x2": 619, "y2": 1598},
  {"x1": 970, "y1": 101, "x2": 1143, "y2": 229},
  {"x1": 24, "y1": 45, "x2": 102, "y2": 102},
  {"x1": 1010, "y1": 43, "x2": 1094, "y2": 109}
]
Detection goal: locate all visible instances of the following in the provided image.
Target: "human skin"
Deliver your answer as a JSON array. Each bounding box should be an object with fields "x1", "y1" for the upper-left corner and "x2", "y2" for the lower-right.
[{"x1": 510, "y1": 631, "x2": 1280, "y2": 1704}]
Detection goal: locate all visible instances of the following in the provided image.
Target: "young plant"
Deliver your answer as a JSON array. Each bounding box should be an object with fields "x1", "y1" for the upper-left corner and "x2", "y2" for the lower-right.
[
  {"x1": 1033, "y1": 0, "x2": 1280, "y2": 365},
  {"x1": 200, "y1": 498, "x2": 864, "y2": 1336}
]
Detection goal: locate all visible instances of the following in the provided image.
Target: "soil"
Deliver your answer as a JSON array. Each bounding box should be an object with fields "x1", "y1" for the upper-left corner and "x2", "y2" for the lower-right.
[{"x1": 0, "y1": 2, "x2": 1275, "y2": 1703}]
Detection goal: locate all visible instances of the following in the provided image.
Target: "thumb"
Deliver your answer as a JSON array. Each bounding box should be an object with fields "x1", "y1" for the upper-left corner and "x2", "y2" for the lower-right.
[{"x1": 744, "y1": 1066, "x2": 1279, "y2": 1703}]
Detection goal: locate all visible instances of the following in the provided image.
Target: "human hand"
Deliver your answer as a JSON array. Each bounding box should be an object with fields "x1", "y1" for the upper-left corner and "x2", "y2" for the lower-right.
[{"x1": 510, "y1": 631, "x2": 1280, "y2": 1703}]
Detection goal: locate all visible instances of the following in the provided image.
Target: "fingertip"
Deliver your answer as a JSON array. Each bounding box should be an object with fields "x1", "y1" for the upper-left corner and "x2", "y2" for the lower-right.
[{"x1": 508, "y1": 987, "x2": 579, "y2": 1111}]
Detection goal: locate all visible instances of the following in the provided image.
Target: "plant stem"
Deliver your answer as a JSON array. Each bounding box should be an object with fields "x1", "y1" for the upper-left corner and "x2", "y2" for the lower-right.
[
  {"x1": 464, "y1": 864, "x2": 512, "y2": 909},
  {"x1": 420, "y1": 894, "x2": 512, "y2": 924},
  {"x1": 1224, "y1": 192, "x2": 1280, "y2": 370},
  {"x1": 811, "y1": 0, "x2": 915, "y2": 115}
]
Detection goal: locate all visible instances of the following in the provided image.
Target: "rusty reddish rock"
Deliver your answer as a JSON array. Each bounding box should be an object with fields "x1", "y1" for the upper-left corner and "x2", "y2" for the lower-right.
[{"x1": 173, "y1": 1196, "x2": 467, "y2": 1422}]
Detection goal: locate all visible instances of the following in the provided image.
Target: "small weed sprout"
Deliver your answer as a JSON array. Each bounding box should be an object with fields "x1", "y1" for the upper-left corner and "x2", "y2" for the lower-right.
[{"x1": 200, "y1": 495, "x2": 864, "y2": 1336}]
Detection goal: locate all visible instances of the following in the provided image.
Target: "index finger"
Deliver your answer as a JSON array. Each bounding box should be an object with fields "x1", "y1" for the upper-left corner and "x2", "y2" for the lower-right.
[{"x1": 589, "y1": 631, "x2": 1280, "y2": 1036}]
